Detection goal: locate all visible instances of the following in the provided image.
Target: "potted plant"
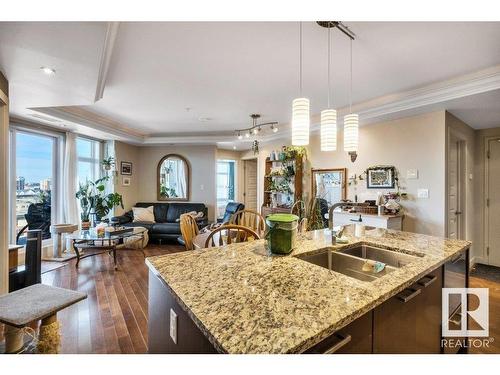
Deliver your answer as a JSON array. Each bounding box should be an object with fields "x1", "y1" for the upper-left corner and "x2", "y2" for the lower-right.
[
  {"x1": 101, "y1": 156, "x2": 115, "y2": 171},
  {"x1": 76, "y1": 176, "x2": 124, "y2": 229}
]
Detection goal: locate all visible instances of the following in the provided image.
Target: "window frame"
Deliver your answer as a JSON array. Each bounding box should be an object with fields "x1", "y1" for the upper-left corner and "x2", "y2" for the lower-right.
[
  {"x1": 9, "y1": 124, "x2": 63, "y2": 245},
  {"x1": 76, "y1": 135, "x2": 104, "y2": 185},
  {"x1": 216, "y1": 159, "x2": 237, "y2": 219}
]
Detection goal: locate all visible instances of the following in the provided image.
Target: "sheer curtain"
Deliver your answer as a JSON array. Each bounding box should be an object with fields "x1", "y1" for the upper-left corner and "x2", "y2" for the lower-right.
[
  {"x1": 176, "y1": 159, "x2": 186, "y2": 198},
  {"x1": 63, "y1": 132, "x2": 79, "y2": 224}
]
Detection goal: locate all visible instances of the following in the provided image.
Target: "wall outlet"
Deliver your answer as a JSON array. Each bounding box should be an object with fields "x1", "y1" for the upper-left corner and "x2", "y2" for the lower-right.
[
  {"x1": 200, "y1": 184, "x2": 204, "y2": 191},
  {"x1": 407, "y1": 169, "x2": 418, "y2": 179},
  {"x1": 417, "y1": 188, "x2": 429, "y2": 199},
  {"x1": 170, "y1": 308, "x2": 177, "y2": 344}
]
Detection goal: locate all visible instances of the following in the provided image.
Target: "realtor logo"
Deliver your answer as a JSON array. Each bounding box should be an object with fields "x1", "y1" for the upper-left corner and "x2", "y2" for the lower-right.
[{"x1": 442, "y1": 288, "x2": 489, "y2": 337}]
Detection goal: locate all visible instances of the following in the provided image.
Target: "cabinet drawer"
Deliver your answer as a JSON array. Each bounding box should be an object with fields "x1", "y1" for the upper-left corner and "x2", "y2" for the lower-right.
[
  {"x1": 305, "y1": 311, "x2": 372, "y2": 354},
  {"x1": 373, "y1": 267, "x2": 443, "y2": 354}
]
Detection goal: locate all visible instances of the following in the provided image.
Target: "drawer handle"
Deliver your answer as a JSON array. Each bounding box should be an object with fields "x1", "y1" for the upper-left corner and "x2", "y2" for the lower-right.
[
  {"x1": 418, "y1": 275, "x2": 438, "y2": 288},
  {"x1": 323, "y1": 333, "x2": 352, "y2": 354},
  {"x1": 397, "y1": 288, "x2": 421, "y2": 303}
]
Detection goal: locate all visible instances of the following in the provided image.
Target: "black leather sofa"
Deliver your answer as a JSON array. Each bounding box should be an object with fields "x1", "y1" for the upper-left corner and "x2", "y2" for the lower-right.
[{"x1": 112, "y1": 202, "x2": 209, "y2": 243}]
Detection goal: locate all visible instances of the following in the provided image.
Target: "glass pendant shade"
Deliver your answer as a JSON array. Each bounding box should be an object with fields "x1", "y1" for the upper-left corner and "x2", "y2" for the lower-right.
[
  {"x1": 320, "y1": 109, "x2": 337, "y2": 151},
  {"x1": 292, "y1": 97, "x2": 310, "y2": 146},
  {"x1": 343, "y1": 113, "x2": 359, "y2": 152}
]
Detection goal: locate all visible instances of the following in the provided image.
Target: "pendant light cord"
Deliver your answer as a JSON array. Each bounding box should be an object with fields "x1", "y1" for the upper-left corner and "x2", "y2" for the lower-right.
[
  {"x1": 327, "y1": 26, "x2": 331, "y2": 108},
  {"x1": 299, "y1": 22, "x2": 303, "y2": 96},
  {"x1": 349, "y1": 38, "x2": 353, "y2": 114}
]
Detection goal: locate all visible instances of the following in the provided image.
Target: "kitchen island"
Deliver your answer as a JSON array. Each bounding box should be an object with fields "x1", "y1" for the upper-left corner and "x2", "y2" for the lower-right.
[{"x1": 146, "y1": 225, "x2": 470, "y2": 354}]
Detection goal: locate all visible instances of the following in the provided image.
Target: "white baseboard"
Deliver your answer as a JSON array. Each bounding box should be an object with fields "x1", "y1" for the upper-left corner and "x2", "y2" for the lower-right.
[{"x1": 470, "y1": 256, "x2": 488, "y2": 267}]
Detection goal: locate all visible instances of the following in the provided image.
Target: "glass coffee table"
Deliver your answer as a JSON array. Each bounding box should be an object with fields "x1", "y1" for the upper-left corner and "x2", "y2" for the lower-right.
[{"x1": 67, "y1": 227, "x2": 147, "y2": 269}]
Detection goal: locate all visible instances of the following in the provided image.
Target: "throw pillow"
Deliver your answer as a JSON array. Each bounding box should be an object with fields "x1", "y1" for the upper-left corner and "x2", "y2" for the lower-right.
[{"x1": 132, "y1": 206, "x2": 155, "y2": 222}]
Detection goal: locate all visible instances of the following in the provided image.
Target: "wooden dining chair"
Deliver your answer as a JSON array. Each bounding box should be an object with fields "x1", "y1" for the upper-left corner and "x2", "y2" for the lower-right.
[
  {"x1": 204, "y1": 225, "x2": 260, "y2": 248},
  {"x1": 229, "y1": 210, "x2": 265, "y2": 234},
  {"x1": 180, "y1": 214, "x2": 199, "y2": 251}
]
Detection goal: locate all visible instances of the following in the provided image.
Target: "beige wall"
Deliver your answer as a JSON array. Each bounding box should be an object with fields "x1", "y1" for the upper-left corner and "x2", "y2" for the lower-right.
[
  {"x1": 135, "y1": 145, "x2": 217, "y2": 221},
  {"x1": 309, "y1": 111, "x2": 447, "y2": 236},
  {"x1": 243, "y1": 111, "x2": 447, "y2": 237},
  {"x1": 114, "y1": 141, "x2": 141, "y2": 215}
]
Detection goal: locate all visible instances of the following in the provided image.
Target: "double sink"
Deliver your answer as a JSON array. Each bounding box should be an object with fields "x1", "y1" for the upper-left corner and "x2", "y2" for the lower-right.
[{"x1": 298, "y1": 244, "x2": 422, "y2": 282}]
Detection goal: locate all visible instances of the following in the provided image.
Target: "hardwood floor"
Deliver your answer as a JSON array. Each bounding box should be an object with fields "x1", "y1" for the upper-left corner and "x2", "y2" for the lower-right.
[
  {"x1": 1, "y1": 243, "x2": 183, "y2": 354},
  {"x1": 468, "y1": 275, "x2": 500, "y2": 354},
  {"x1": 1, "y1": 246, "x2": 500, "y2": 354}
]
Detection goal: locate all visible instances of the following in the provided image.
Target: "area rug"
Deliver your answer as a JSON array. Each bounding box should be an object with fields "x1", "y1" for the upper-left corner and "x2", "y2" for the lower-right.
[
  {"x1": 41, "y1": 261, "x2": 68, "y2": 274},
  {"x1": 470, "y1": 263, "x2": 500, "y2": 283}
]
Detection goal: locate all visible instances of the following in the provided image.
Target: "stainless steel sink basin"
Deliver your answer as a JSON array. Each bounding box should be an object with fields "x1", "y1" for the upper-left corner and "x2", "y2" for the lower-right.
[
  {"x1": 298, "y1": 250, "x2": 396, "y2": 282},
  {"x1": 338, "y1": 245, "x2": 420, "y2": 268}
]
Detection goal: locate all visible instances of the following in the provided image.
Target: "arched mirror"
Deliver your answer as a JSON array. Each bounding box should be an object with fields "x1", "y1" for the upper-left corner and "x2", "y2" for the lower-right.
[
  {"x1": 311, "y1": 168, "x2": 347, "y2": 206},
  {"x1": 157, "y1": 154, "x2": 190, "y2": 201}
]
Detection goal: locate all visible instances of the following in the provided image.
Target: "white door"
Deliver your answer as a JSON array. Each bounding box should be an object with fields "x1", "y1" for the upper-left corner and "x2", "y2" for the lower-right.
[
  {"x1": 243, "y1": 159, "x2": 257, "y2": 211},
  {"x1": 487, "y1": 138, "x2": 500, "y2": 266},
  {"x1": 447, "y1": 136, "x2": 464, "y2": 240}
]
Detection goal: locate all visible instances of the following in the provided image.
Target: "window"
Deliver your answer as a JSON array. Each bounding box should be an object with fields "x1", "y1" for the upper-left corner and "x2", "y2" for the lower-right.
[
  {"x1": 216, "y1": 160, "x2": 236, "y2": 219},
  {"x1": 11, "y1": 129, "x2": 59, "y2": 244},
  {"x1": 76, "y1": 137, "x2": 101, "y2": 185}
]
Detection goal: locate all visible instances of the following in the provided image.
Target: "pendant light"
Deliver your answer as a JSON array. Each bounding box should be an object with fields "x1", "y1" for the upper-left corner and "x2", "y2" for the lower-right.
[
  {"x1": 321, "y1": 25, "x2": 337, "y2": 151},
  {"x1": 292, "y1": 22, "x2": 310, "y2": 146},
  {"x1": 344, "y1": 38, "x2": 359, "y2": 155}
]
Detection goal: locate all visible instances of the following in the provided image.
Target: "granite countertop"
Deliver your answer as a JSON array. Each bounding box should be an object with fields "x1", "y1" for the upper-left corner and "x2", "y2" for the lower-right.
[{"x1": 146, "y1": 225, "x2": 470, "y2": 354}]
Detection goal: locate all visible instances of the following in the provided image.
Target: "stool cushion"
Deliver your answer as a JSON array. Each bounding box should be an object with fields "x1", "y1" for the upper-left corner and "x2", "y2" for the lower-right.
[{"x1": 0, "y1": 284, "x2": 86, "y2": 327}]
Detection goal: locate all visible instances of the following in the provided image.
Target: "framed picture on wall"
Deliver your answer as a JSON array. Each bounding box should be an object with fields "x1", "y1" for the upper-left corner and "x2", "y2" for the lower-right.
[
  {"x1": 121, "y1": 161, "x2": 132, "y2": 175},
  {"x1": 366, "y1": 166, "x2": 395, "y2": 189},
  {"x1": 122, "y1": 177, "x2": 131, "y2": 186}
]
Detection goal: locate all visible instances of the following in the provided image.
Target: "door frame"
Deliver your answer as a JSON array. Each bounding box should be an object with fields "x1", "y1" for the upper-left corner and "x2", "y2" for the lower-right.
[
  {"x1": 0, "y1": 73, "x2": 8, "y2": 294},
  {"x1": 242, "y1": 157, "x2": 258, "y2": 211},
  {"x1": 484, "y1": 136, "x2": 500, "y2": 266},
  {"x1": 445, "y1": 130, "x2": 466, "y2": 241}
]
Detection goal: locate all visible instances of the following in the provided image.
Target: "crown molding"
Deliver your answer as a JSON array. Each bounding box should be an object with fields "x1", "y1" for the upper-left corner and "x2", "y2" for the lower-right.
[
  {"x1": 25, "y1": 64, "x2": 500, "y2": 148},
  {"x1": 30, "y1": 106, "x2": 145, "y2": 144},
  {"x1": 95, "y1": 22, "x2": 120, "y2": 102},
  {"x1": 352, "y1": 64, "x2": 500, "y2": 121}
]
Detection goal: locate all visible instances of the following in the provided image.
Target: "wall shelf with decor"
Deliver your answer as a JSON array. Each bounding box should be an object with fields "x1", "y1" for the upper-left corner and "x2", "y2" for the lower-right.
[{"x1": 262, "y1": 147, "x2": 304, "y2": 217}]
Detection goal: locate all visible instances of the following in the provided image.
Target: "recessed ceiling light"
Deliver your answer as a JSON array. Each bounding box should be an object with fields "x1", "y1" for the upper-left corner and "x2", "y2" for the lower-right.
[
  {"x1": 198, "y1": 117, "x2": 212, "y2": 122},
  {"x1": 40, "y1": 67, "x2": 56, "y2": 75},
  {"x1": 233, "y1": 146, "x2": 237, "y2": 150}
]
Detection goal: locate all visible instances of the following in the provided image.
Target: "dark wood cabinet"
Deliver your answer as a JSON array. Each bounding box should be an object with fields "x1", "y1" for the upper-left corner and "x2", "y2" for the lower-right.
[
  {"x1": 148, "y1": 270, "x2": 217, "y2": 354},
  {"x1": 373, "y1": 267, "x2": 443, "y2": 354},
  {"x1": 305, "y1": 311, "x2": 373, "y2": 354}
]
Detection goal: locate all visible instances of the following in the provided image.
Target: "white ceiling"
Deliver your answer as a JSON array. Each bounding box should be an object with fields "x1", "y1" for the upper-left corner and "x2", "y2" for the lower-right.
[
  {"x1": 1, "y1": 21, "x2": 500, "y2": 145},
  {"x1": 0, "y1": 22, "x2": 107, "y2": 111}
]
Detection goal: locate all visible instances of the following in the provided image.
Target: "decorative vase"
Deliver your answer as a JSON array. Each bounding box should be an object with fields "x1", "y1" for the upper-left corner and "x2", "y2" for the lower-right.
[{"x1": 89, "y1": 209, "x2": 97, "y2": 228}]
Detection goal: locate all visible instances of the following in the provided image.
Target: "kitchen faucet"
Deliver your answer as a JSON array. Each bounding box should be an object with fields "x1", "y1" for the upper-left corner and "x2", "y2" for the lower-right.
[{"x1": 329, "y1": 202, "x2": 369, "y2": 243}]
